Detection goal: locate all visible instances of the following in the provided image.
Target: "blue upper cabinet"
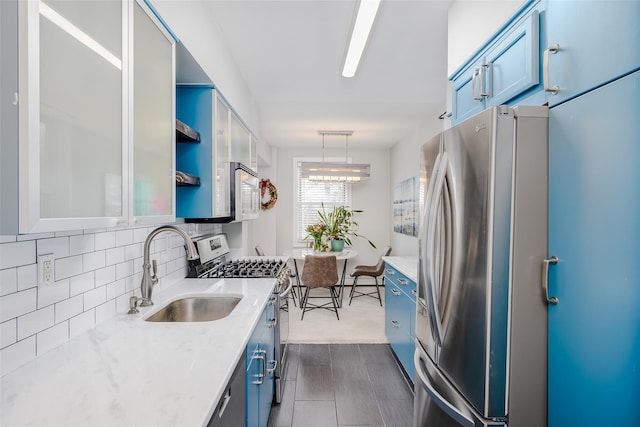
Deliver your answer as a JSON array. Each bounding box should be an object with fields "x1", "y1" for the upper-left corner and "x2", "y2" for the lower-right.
[
  {"x1": 544, "y1": 1, "x2": 640, "y2": 107},
  {"x1": 450, "y1": 2, "x2": 541, "y2": 124}
]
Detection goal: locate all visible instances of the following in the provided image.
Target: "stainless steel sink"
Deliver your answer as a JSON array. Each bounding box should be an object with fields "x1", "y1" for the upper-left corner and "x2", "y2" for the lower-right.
[{"x1": 144, "y1": 296, "x2": 242, "y2": 322}]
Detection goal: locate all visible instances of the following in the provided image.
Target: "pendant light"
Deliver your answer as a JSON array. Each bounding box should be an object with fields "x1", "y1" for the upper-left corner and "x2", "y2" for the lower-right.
[{"x1": 300, "y1": 131, "x2": 371, "y2": 182}]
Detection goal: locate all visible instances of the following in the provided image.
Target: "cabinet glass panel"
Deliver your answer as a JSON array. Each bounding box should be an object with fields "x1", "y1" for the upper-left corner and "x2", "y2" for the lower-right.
[
  {"x1": 132, "y1": 1, "x2": 174, "y2": 218},
  {"x1": 230, "y1": 113, "x2": 250, "y2": 166},
  {"x1": 39, "y1": 0, "x2": 123, "y2": 218},
  {"x1": 214, "y1": 95, "x2": 230, "y2": 217}
]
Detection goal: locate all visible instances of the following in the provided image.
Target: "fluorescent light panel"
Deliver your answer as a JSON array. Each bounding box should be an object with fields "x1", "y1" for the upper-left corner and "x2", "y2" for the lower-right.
[
  {"x1": 39, "y1": 1, "x2": 122, "y2": 70},
  {"x1": 342, "y1": 0, "x2": 381, "y2": 78},
  {"x1": 301, "y1": 162, "x2": 370, "y2": 182}
]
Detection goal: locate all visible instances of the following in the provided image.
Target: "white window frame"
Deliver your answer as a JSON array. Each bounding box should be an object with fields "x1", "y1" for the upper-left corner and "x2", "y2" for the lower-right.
[{"x1": 292, "y1": 157, "x2": 352, "y2": 247}]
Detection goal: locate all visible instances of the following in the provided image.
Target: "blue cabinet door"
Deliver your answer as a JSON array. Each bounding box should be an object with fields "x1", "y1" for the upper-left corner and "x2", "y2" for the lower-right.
[
  {"x1": 484, "y1": 10, "x2": 539, "y2": 108},
  {"x1": 548, "y1": 70, "x2": 640, "y2": 426},
  {"x1": 451, "y1": 58, "x2": 486, "y2": 124},
  {"x1": 545, "y1": 1, "x2": 640, "y2": 106},
  {"x1": 246, "y1": 346, "x2": 261, "y2": 427}
]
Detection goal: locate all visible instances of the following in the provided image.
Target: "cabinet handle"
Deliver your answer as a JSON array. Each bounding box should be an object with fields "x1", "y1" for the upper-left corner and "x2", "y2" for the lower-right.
[
  {"x1": 218, "y1": 388, "x2": 232, "y2": 418},
  {"x1": 471, "y1": 68, "x2": 482, "y2": 100},
  {"x1": 542, "y1": 256, "x2": 559, "y2": 305},
  {"x1": 543, "y1": 44, "x2": 560, "y2": 95},
  {"x1": 268, "y1": 317, "x2": 277, "y2": 328},
  {"x1": 412, "y1": 289, "x2": 417, "y2": 296},
  {"x1": 385, "y1": 269, "x2": 395, "y2": 275},
  {"x1": 251, "y1": 350, "x2": 266, "y2": 385},
  {"x1": 479, "y1": 63, "x2": 491, "y2": 98},
  {"x1": 267, "y1": 359, "x2": 278, "y2": 375},
  {"x1": 390, "y1": 288, "x2": 401, "y2": 296},
  {"x1": 397, "y1": 278, "x2": 408, "y2": 285},
  {"x1": 391, "y1": 320, "x2": 400, "y2": 328}
]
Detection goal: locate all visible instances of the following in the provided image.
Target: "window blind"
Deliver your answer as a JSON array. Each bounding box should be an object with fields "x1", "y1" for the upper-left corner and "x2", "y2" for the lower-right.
[{"x1": 294, "y1": 158, "x2": 351, "y2": 244}]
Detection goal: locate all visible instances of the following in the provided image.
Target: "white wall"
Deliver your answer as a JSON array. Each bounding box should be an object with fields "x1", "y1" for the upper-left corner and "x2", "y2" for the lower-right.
[
  {"x1": 274, "y1": 147, "x2": 391, "y2": 274},
  {"x1": 389, "y1": 109, "x2": 445, "y2": 256},
  {"x1": 448, "y1": 0, "x2": 524, "y2": 76},
  {"x1": 153, "y1": 0, "x2": 261, "y2": 139},
  {"x1": 251, "y1": 161, "x2": 278, "y2": 256}
]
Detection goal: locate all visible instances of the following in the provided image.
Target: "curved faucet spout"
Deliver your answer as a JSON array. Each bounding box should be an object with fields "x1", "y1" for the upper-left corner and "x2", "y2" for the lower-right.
[{"x1": 138, "y1": 225, "x2": 199, "y2": 307}]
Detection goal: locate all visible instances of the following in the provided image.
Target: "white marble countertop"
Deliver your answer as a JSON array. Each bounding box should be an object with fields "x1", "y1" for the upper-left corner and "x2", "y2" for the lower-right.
[
  {"x1": 0, "y1": 277, "x2": 276, "y2": 427},
  {"x1": 382, "y1": 256, "x2": 418, "y2": 282}
]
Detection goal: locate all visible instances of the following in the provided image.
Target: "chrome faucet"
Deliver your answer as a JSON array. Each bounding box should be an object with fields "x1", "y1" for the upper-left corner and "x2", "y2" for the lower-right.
[{"x1": 137, "y1": 225, "x2": 199, "y2": 307}]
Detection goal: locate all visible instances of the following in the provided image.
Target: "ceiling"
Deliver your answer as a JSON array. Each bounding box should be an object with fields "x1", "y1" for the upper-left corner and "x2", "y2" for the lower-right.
[{"x1": 201, "y1": 0, "x2": 453, "y2": 149}]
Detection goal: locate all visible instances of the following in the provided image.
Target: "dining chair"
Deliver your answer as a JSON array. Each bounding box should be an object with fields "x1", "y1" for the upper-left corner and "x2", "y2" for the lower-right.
[
  {"x1": 348, "y1": 246, "x2": 392, "y2": 306},
  {"x1": 300, "y1": 255, "x2": 340, "y2": 320}
]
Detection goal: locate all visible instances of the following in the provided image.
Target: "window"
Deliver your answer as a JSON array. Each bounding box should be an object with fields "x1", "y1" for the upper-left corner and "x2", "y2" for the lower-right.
[{"x1": 293, "y1": 158, "x2": 351, "y2": 245}]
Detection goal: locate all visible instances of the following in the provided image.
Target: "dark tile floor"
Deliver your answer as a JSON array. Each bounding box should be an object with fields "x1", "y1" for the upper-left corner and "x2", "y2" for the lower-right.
[{"x1": 268, "y1": 344, "x2": 414, "y2": 427}]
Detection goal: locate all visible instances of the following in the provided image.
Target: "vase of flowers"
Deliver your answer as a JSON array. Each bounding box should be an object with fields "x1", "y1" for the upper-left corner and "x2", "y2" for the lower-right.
[{"x1": 305, "y1": 222, "x2": 326, "y2": 252}]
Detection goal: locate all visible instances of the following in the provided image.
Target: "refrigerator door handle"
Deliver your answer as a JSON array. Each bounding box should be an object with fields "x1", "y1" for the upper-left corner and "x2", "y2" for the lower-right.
[
  {"x1": 542, "y1": 256, "x2": 559, "y2": 305},
  {"x1": 425, "y1": 152, "x2": 448, "y2": 345},
  {"x1": 418, "y1": 151, "x2": 442, "y2": 306},
  {"x1": 414, "y1": 349, "x2": 475, "y2": 427}
]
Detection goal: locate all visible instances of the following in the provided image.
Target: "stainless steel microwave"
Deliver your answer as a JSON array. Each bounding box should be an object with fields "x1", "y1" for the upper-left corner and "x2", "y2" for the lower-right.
[{"x1": 185, "y1": 162, "x2": 258, "y2": 223}]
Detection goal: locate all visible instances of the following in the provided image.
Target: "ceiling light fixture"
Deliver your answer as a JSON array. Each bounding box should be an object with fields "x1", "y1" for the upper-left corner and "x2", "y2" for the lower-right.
[
  {"x1": 301, "y1": 131, "x2": 370, "y2": 183},
  {"x1": 341, "y1": 0, "x2": 382, "y2": 78}
]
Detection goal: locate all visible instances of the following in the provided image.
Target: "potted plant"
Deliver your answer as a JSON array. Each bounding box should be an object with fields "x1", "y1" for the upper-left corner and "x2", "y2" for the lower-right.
[{"x1": 318, "y1": 204, "x2": 376, "y2": 251}]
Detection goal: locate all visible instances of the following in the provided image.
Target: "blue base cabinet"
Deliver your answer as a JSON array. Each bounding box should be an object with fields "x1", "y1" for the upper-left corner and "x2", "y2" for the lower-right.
[
  {"x1": 246, "y1": 295, "x2": 277, "y2": 427},
  {"x1": 384, "y1": 263, "x2": 416, "y2": 381}
]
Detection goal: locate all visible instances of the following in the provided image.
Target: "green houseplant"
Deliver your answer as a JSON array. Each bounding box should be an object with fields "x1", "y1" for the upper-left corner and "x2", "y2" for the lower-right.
[{"x1": 318, "y1": 204, "x2": 376, "y2": 251}]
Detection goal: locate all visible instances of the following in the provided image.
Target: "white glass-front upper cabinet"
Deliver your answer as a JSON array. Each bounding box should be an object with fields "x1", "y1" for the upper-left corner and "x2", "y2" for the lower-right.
[
  {"x1": 131, "y1": 0, "x2": 175, "y2": 225},
  {"x1": 17, "y1": 0, "x2": 174, "y2": 234}
]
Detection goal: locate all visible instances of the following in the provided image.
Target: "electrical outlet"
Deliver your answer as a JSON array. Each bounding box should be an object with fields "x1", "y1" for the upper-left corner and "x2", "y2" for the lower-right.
[{"x1": 38, "y1": 253, "x2": 55, "y2": 286}]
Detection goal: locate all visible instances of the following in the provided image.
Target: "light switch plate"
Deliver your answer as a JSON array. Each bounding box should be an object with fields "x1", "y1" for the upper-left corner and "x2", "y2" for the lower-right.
[{"x1": 38, "y1": 253, "x2": 55, "y2": 286}]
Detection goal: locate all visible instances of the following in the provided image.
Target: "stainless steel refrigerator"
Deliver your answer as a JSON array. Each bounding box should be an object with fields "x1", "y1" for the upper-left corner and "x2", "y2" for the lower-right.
[{"x1": 414, "y1": 106, "x2": 548, "y2": 427}]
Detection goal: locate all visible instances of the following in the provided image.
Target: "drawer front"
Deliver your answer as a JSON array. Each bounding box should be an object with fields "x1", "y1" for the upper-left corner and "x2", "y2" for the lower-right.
[{"x1": 384, "y1": 264, "x2": 416, "y2": 299}]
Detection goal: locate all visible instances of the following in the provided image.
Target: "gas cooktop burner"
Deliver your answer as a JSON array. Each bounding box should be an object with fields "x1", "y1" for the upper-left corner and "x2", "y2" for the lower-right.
[{"x1": 204, "y1": 259, "x2": 286, "y2": 279}]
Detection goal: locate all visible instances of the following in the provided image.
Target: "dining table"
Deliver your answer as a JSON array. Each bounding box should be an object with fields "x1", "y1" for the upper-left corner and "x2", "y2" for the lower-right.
[{"x1": 282, "y1": 248, "x2": 358, "y2": 308}]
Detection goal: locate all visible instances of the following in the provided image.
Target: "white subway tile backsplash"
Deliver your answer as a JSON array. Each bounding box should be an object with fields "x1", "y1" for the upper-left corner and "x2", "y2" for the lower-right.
[
  {"x1": 83, "y1": 250, "x2": 105, "y2": 272},
  {"x1": 1, "y1": 268, "x2": 18, "y2": 296},
  {"x1": 36, "y1": 237, "x2": 69, "y2": 258},
  {"x1": 133, "y1": 227, "x2": 149, "y2": 244},
  {"x1": 17, "y1": 264, "x2": 37, "y2": 291},
  {"x1": 116, "y1": 260, "x2": 133, "y2": 280},
  {"x1": 0, "y1": 288, "x2": 37, "y2": 323},
  {"x1": 105, "y1": 246, "x2": 125, "y2": 266},
  {"x1": 69, "y1": 272, "x2": 95, "y2": 297},
  {"x1": 55, "y1": 255, "x2": 83, "y2": 280},
  {"x1": 124, "y1": 243, "x2": 143, "y2": 261},
  {"x1": 55, "y1": 295, "x2": 83, "y2": 323},
  {"x1": 95, "y1": 300, "x2": 117, "y2": 324},
  {"x1": 0, "y1": 240, "x2": 36, "y2": 269},
  {"x1": 1, "y1": 319, "x2": 17, "y2": 348},
  {"x1": 17, "y1": 306, "x2": 54, "y2": 340},
  {"x1": 94, "y1": 231, "x2": 116, "y2": 251},
  {"x1": 95, "y1": 266, "x2": 116, "y2": 287},
  {"x1": 1, "y1": 336, "x2": 36, "y2": 376},
  {"x1": 106, "y1": 279, "x2": 126, "y2": 301},
  {"x1": 1, "y1": 224, "x2": 193, "y2": 369},
  {"x1": 115, "y1": 229, "x2": 134, "y2": 247},
  {"x1": 37, "y1": 280, "x2": 70, "y2": 308},
  {"x1": 70, "y1": 234, "x2": 95, "y2": 256},
  {"x1": 69, "y1": 310, "x2": 95, "y2": 339},
  {"x1": 84, "y1": 286, "x2": 107, "y2": 310},
  {"x1": 37, "y1": 322, "x2": 69, "y2": 355}
]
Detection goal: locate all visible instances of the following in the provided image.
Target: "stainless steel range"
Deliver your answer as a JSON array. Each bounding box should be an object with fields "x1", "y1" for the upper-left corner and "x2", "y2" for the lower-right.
[{"x1": 187, "y1": 234, "x2": 292, "y2": 405}]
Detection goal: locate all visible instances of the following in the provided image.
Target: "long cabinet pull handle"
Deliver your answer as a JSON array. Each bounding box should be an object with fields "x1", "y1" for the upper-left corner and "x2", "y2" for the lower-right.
[
  {"x1": 471, "y1": 68, "x2": 482, "y2": 100},
  {"x1": 397, "y1": 278, "x2": 408, "y2": 285},
  {"x1": 251, "y1": 350, "x2": 267, "y2": 385},
  {"x1": 543, "y1": 44, "x2": 560, "y2": 95},
  {"x1": 391, "y1": 320, "x2": 400, "y2": 328},
  {"x1": 542, "y1": 256, "x2": 559, "y2": 305},
  {"x1": 480, "y1": 63, "x2": 491, "y2": 98},
  {"x1": 390, "y1": 289, "x2": 401, "y2": 296},
  {"x1": 385, "y1": 269, "x2": 394, "y2": 275}
]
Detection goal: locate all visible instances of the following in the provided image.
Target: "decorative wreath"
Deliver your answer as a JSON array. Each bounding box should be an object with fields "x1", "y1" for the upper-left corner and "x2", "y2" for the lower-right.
[{"x1": 259, "y1": 178, "x2": 278, "y2": 210}]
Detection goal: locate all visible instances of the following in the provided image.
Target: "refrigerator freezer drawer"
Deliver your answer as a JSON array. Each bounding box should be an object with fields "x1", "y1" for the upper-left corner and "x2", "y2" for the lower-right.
[{"x1": 413, "y1": 348, "x2": 506, "y2": 427}]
